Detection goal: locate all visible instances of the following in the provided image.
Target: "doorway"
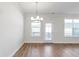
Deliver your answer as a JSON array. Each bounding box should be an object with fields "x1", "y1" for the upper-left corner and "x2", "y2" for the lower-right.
[{"x1": 45, "y1": 23, "x2": 52, "y2": 41}]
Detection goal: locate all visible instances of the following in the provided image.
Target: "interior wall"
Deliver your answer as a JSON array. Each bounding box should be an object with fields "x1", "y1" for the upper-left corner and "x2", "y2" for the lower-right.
[
  {"x1": 24, "y1": 14, "x2": 79, "y2": 43},
  {"x1": 0, "y1": 3, "x2": 24, "y2": 57}
]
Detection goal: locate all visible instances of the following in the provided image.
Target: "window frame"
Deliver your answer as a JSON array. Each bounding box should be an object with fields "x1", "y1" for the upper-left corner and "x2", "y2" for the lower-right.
[
  {"x1": 31, "y1": 20, "x2": 41, "y2": 37},
  {"x1": 64, "y1": 19, "x2": 79, "y2": 37}
]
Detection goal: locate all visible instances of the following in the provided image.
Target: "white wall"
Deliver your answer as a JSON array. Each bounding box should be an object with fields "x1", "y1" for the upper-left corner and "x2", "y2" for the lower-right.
[
  {"x1": 0, "y1": 3, "x2": 24, "y2": 57},
  {"x1": 24, "y1": 14, "x2": 79, "y2": 43}
]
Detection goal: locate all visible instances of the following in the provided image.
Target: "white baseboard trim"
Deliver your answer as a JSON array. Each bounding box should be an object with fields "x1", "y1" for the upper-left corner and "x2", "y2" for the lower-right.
[
  {"x1": 24, "y1": 41, "x2": 79, "y2": 44},
  {"x1": 24, "y1": 41, "x2": 53, "y2": 43},
  {"x1": 9, "y1": 42, "x2": 24, "y2": 57},
  {"x1": 53, "y1": 42, "x2": 79, "y2": 44}
]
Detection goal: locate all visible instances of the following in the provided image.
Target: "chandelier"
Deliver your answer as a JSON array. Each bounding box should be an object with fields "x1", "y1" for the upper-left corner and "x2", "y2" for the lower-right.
[{"x1": 31, "y1": 2, "x2": 43, "y2": 21}]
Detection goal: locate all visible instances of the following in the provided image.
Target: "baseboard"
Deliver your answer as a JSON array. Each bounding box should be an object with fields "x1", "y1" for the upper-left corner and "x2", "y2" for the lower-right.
[
  {"x1": 24, "y1": 41, "x2": 79, "y2": 44},
  {"x1": 10, "y1": 42, "x2": 24, "y2": 57},
  {"x1": 53, "y1": 42, "x2": 79, "y2": 44},
  {"x1": 24, "y1": 41, "x2": 53, "y2": 43}
]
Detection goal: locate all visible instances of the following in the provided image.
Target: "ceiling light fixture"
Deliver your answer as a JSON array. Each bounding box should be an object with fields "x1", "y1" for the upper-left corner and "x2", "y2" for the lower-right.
[{"x1": 31, "y1": 2, "x2": 43, "y2": 21}]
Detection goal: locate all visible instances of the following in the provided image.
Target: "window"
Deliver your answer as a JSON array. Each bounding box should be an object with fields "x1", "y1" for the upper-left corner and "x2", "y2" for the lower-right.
[
  {"x1": 64, "y1": 19, "x2": 79, "y2": 37},
  {"x1": 31, "y1": 21, "x2": 41, "y2": 37},
  {"x1": 73, "y1": 20, "x2": 79, "y2": 36},
  {"x1": 45, "y1": 23, "x2": 52, "y2": 40}
]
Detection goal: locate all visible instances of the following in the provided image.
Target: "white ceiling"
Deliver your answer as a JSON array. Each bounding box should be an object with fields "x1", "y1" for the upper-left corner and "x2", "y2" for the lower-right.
[{"x1": 18, "y1": 2, "x2": 79, "y2": 14}]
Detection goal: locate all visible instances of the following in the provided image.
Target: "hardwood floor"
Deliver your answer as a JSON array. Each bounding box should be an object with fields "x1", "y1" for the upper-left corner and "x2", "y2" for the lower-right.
[{"x1": 13, "y1": 43, "x2": 79, "y2": 57}]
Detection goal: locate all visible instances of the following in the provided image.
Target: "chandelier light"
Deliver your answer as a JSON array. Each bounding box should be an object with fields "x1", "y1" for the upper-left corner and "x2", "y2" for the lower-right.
[{"x1": 31, "y1": 2, "x2": 43, "y2": 21}]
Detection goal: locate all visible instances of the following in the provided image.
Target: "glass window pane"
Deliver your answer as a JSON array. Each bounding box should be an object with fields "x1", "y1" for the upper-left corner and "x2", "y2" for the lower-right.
[
  {"x1": 31, "y1": 22, "x2": 40, "y2": 28},
  {"x1": 65, "y1": 23, "x2": 72, "y2": 28},
  {"x1": 46, "y1": 27, "x2": 52, "y2": 32},
  {"x1": 45, "y1": 23, "x2": 52, "y2": 33},
  {"x1": 74, "y1": 28, "x2": 79, "y2": 32},
  {"x1": 74, "y1": 28, "x2": 79, "y2": 36},
  {"x1": 32, "y1": 32, "x2": 40, "y2": 36},
  {"x1": 74, "y1": 32, "x2": 79, "y2": 34},
  {"x1": 74, "y1": 23, "x2": 79, "y2": 28},
  {"x1": 65, "y1": 19, "x2": 72, "y2": 23},
  {"x1": 73, "y1": 29, "x2": 79, "y2": 37},
  {"x1": 65, "y1": 33, "x2": 72, "y2": 37},
  {"x1": 64, "y1": 28, "x2": 72, "y2": 34},
  {"x1": 73, "y1": 19, "x2": 79, "y2": 23},
  {"x1": 45, "y1": 33, "x2": 52, "y2": 40},
  {"x1": 32, "y1": 28, "x2": 40, "y2": 32}
]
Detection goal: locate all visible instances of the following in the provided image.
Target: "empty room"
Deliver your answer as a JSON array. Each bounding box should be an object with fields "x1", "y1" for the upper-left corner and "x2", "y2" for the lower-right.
[{"x1": 1, "y1": 2, "x2": 79, "y2": 57}]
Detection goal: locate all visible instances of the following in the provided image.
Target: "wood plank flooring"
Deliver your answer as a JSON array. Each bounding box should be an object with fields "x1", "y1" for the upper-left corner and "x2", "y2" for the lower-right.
[{"x1": 13, "y1": 43, "x2": 79, "y2": 57}]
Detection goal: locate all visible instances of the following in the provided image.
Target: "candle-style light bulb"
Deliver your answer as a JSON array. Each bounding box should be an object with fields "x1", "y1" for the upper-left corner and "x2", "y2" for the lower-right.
[
  {"x1": 41, "y1": 17, "x2": 43, "y2": 21},
  {"x1": 31, "y1": 17, "x2": 35, "y2": 20},
  {"x1": 36, "y1": 16, "x2": 39, "y2": 20}
]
